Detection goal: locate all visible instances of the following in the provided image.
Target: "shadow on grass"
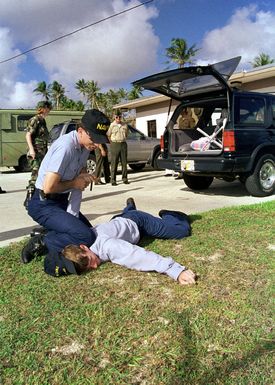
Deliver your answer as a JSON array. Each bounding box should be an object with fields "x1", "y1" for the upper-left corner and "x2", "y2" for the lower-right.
[
  {"x1": 189, "y1": 214, "x2": 202, "y2": 224},
  {"x1": 168, "y1": 310, "x2": 273, "y2": 384}
]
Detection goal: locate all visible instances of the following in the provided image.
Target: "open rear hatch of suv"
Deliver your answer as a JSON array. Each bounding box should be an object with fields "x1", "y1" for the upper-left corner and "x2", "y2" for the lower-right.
[{"x1": 133, "y1": 57, "x2": 241, "y2": 157}]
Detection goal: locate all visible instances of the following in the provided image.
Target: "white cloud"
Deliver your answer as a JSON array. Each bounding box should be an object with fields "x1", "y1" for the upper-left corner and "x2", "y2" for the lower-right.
[
  {"x1": 198, "y1": 5, "x2": 275, "y2": 68},
  {"x1": 0, "y1": 0, "x2": 159, "y2": 107},
  {"x1": 5, "y1": 81, "x2": 41, "y2": 108},
  {"x1": 0, "y1": 27, "x2": 36, "y2": 108}
]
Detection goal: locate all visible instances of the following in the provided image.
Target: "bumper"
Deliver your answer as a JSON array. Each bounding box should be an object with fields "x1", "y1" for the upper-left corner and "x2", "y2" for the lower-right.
[{"x1": 158, "y1": 156, "x2": 252, "y2": 175}]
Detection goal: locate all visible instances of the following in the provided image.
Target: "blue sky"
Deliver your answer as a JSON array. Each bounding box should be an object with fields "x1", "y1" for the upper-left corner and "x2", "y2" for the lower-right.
[{"x1": 0, "y1": 0, "x2": 275, "y2": 108}]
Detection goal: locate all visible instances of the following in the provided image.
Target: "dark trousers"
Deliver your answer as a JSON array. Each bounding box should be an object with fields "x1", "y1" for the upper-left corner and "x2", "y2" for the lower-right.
[
  {"x1": 119, "y1": 202, "x2": 190, "y2": 239},
  {"x1": 28, "y1": 189, "x2": 96, "y2": 252},
  {"x1": 94, "y1": 147, "x2": 110, "y2": 183},
  {"x1": 110, "y1": 142, "x2": 128, "y2": 183}
]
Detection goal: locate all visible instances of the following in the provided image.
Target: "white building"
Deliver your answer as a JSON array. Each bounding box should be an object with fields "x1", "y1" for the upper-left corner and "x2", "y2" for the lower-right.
[{"x1": 115, "y1": 64, "x2": 275, "y2": 138}]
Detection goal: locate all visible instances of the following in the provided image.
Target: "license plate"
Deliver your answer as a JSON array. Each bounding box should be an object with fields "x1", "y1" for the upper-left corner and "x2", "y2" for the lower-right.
[{"x1": 181, "y1": 160, "x2": 195, "y2": 171}]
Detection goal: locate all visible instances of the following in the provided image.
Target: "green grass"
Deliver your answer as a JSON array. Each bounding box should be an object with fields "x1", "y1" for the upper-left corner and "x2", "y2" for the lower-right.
[{"x1": 0, "y1": 201, "x2": 274, "y2": 385}]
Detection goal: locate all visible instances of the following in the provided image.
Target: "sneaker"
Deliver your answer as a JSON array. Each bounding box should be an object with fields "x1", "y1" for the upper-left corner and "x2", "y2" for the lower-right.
[
  {"x1": 158, "y1": 210, "x2": 190, "y2": 225},
  {"x1": 0, "y1": 187, "x2": 6, "y2": 194},
  {"x1": 126, "y1": 197, "x2": 136, "y2": 210},
  {"x1": 123, "y1": 180, "x2": 130, "y2": 184},
  {"x1": 21, "y1": 234, "x2": 47, "y2": 264}
]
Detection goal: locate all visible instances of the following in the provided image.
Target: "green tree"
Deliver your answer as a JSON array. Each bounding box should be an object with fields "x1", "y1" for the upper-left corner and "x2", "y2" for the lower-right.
[
  {"x1": 128, "y1": 85, "x2": 143, "y2": 100},
  {"x1": 86, "y1": 80, "x2": 101, "y2": 109},
  {"x1": 99, "y1": 88, "x2": 129, "y2": 118},
  {"x1": 33, "y1": 81, "x2": 51, "y2": 101},
  {"x1": 165, "y1": 38, "x2": 200, "y2": 68},
  {"x1": 251, "y1": 53, "x2": 274, "y2": 68},
  {"x1": 50, "y1": 81, "x2": 65, "y2": 110},
  {"x1": 75, "y1": 79, "x2": 101, "y2": 109},
  {"x1": 60, "y1": 96, "x2": 85, "y2": 111},
  {"x1": 75, "y1": 79, "x2": 89, "y2": 106}
]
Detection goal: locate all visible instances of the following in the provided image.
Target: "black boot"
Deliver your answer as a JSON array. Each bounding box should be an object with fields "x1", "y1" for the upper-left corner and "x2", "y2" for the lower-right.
[
  {"x1": 21, "y1": 234, "x2": 47, "y2": 264},
  {"x1": 126, "y1": 197, "x2": 136, "y2": 210},
  {"x1": 23, "y1": 189, "x2": 34, "y2": 209}
]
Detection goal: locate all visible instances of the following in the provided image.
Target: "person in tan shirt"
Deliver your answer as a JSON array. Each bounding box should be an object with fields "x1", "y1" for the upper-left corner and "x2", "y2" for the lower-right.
[{"x1": 107, "y1": 114, "x2": 129, "y2": 186}]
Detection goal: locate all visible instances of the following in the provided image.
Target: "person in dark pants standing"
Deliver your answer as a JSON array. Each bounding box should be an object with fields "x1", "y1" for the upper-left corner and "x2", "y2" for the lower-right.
[
  {"x1": 21, "y1": 109, "x2": 110, "y2": 263},
  {"x1": 107, "y1": 114, "x2": 129, "y2": 186},
  {"x1": 24, "y1": 101, "x2": 52, "y2": 208},
  {"x1": 94, "y1": 144, "x2": 110, "y2": 185}
]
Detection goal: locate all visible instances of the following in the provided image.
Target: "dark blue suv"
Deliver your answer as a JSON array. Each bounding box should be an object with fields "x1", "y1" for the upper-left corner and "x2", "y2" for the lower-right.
[{"x1": 134, "y1": 57, "x2": 275, "y2": 196}]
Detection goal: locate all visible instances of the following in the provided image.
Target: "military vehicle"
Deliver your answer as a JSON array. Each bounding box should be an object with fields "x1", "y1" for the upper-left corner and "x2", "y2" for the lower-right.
[{"x1": 0, "y1": 109, "x2": 84, "y2": 171}]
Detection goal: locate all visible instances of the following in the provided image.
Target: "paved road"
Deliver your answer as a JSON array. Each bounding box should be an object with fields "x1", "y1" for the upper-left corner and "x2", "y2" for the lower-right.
[{"x1": 0, "y1": 166, "x2": 274, "y2": 247}]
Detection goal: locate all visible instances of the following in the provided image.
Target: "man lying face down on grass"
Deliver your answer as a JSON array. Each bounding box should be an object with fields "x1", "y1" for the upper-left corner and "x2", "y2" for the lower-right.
[{"x1": 44, "y1": 198, "x2": 197, "y2": 285}]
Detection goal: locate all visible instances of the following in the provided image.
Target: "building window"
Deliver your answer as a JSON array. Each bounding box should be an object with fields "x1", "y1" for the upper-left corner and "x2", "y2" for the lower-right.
[{"x1": 147, "y1": 120, "x2": 156, "y2": 137}]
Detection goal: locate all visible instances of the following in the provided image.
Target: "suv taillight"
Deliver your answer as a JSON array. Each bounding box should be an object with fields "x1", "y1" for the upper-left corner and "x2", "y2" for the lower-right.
[
  {"x1": 160, "y1": 135, "x2": 164, "y2": 152},
  {"x1": 223, "y1": 130, "x2": 236, "y2": 152}
]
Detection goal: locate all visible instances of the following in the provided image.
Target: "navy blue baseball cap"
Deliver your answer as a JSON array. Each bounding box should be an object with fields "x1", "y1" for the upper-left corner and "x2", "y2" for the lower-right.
[
  {"x1": 81, "y1": 109, "x2": 110, "y2": 144},
  {"x1": 44, "y1": 250, "x2": 78, "y2": 277}
]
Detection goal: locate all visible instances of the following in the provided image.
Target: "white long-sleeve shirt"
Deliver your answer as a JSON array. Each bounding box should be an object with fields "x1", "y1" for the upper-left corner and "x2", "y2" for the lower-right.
[{"x1": 91, "y1": 217, "x2": 186, "y2": 281}]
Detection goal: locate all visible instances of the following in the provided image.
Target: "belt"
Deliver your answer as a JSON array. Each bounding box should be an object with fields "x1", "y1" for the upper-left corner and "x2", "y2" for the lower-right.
[{"x1": 37, "y1": 188, "x2": 69, "y2": 202}]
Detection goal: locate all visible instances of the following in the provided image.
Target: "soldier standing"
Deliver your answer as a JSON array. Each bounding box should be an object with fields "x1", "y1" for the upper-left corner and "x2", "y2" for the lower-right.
[
  {"x1": 24, "y1": 101, "x2": 52, "y2": 208},
  {"x1": 107, "y1": 113, "x2": 129, "y2": 186}
]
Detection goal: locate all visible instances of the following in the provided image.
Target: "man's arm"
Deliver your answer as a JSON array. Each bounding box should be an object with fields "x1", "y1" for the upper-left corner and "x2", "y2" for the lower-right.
[
  {"x1": 26, "y1": 132, "x2": 35, "y2": 159},
  {"x1": 43, "y1": 172, "x2": 93, "y2": 194}
]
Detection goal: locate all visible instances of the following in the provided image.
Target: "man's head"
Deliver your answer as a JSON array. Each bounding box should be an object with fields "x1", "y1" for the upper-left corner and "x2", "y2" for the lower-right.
[
  {"x1": 63, "y1": 244, "x2": 101, "y2": 272},
  {"x1": 114, "y1": 113, "x2": 122, "y2": 122},
  {"x1": 81, "y1": 109, "x2": 110, "y2": 142},
  {"x1": 44, "y1": 245, "x2": 100, "y2": 277},
  {"x1": 37, "y1": 100, "x2": 52, "y2": 115}
]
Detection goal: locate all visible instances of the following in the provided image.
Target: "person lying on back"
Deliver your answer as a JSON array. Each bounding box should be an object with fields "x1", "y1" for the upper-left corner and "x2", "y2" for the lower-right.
[{"x1": 44, "y1": 198, "x2": 197, "y2": 285}]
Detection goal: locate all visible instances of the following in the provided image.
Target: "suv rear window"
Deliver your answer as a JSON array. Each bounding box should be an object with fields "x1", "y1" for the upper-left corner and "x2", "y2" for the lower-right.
[{"x1": 234, "y1": 96, "x2": 266, "y2": 125}]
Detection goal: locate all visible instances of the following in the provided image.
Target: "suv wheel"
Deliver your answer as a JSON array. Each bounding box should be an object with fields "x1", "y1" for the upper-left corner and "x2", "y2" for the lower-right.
[
  {"x1": 14, "y1": 155, "x2": 31, "y2": 172},
  {"x1": 245, "y1": 154, "x2": 275, "y2": 197},
  {"x1": 183, "y1": 174, "x2": 214, "y2": 190},
  {"x1": 153, "y1": 149, "x2": 163, "y2": 170},
  {"x1": 129, "y1": 163, "x2": 146, "y2": 171},
  {"x1": 86, "y1": 155, "x2": 97, "y2": 174}
]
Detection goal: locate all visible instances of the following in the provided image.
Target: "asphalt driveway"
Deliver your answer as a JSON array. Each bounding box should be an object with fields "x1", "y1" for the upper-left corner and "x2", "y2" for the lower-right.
[{"x1": 0, "y1": 166, "x2": 274, "y2": 247}]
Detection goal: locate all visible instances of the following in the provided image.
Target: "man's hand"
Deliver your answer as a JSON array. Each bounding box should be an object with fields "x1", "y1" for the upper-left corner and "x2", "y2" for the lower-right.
[
  {"x1": 74, "y1": 173, "x2": 94, "y2": 190},
  {"x1": 178, "y1": 269, "x2": 197, "y2": 285}
]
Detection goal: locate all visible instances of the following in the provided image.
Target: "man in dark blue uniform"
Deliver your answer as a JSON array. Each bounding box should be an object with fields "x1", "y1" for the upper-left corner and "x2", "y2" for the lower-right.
[{"x1": 21, "y1": 109, "x2": 110, "y2": 263}]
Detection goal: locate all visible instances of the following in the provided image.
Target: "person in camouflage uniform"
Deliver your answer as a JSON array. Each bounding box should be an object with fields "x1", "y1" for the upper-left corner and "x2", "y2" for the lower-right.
[{"x1": 24, "y1": 101, "x2": 52, "y2": 208}]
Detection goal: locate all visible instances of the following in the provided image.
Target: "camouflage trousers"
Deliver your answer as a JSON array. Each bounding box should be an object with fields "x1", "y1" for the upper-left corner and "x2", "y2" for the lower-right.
[{"x1": 26, "y1": 152, "x2": 46, "y2": 192}]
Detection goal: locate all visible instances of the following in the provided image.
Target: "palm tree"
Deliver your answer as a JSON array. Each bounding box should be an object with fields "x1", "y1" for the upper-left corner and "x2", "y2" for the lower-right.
[
  {"x1": 60, "y1": 96, "x2": 85, "y2": 111},
  {"x1": 33, "y1": 81, "x2": 51, "y2": 101},
  {"x1": 251, "y1": 53, "x2": 274, "y2": 68},
  {"x1": 75, "y1": 79, "x2": 89, "y2": 106},
  {"x1": 51, "y1": 81, "x2": 65, "y2": 110},
  {"x1": 86, "y1": 80, "x2": 101, "y2": 109},
  {"x1": 117, "y1": 88, "x2": 128, "y2": 101},
  {"x1": 128, "y1": 85, "x2": 143, "y2": 100},
  {"x1": 165, "y1": 38, "x2": 200, "y2": 68}
]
